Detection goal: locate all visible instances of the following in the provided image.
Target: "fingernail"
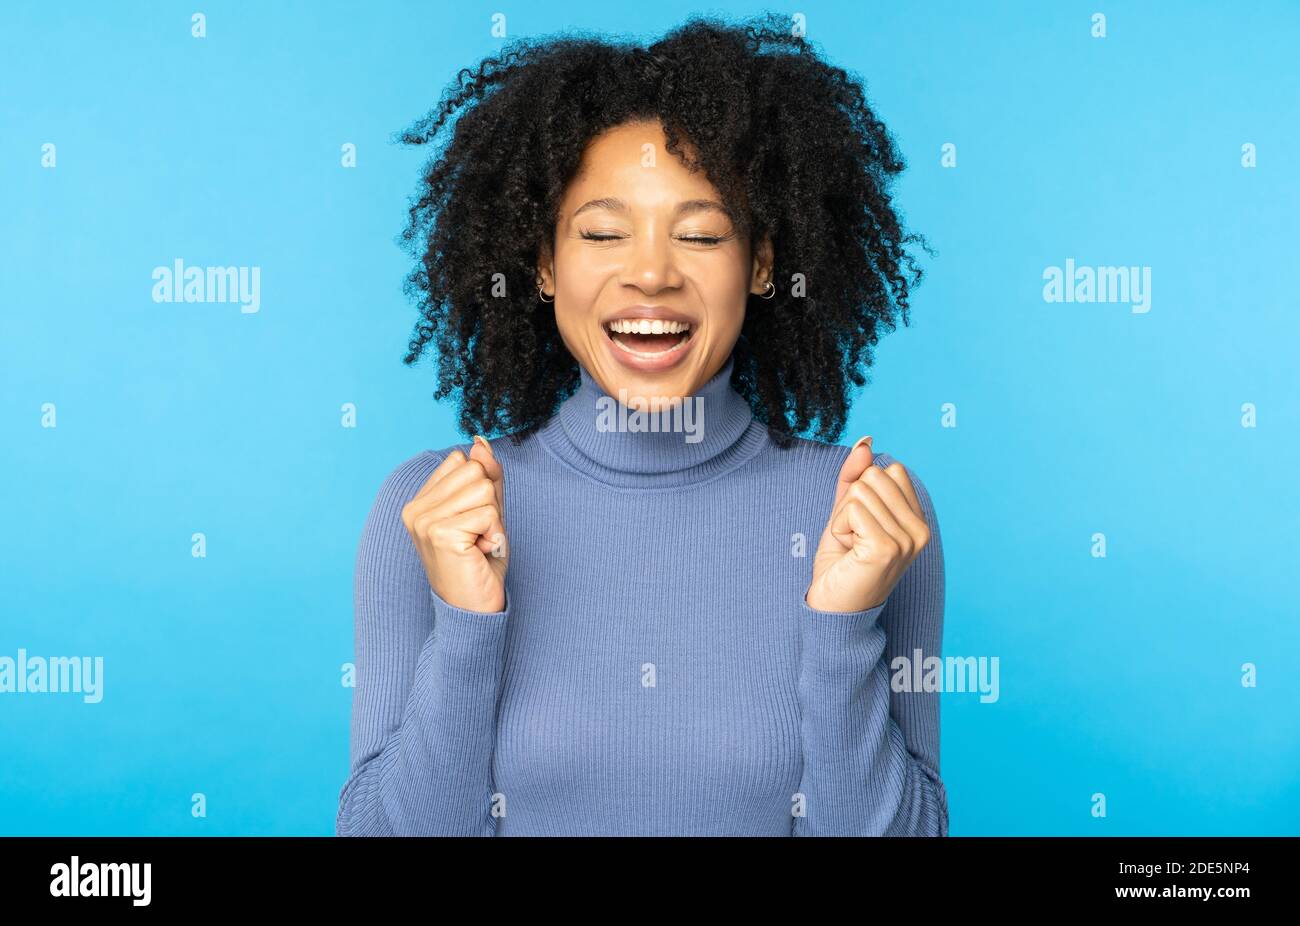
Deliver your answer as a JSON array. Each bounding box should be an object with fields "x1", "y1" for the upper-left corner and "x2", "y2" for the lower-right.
[
  {"x1": 472, "y1": 434, "x2": 488, "y2": 450},
  {"x1": 851, "y1": 435, "x2": 873, "y2": 452}
]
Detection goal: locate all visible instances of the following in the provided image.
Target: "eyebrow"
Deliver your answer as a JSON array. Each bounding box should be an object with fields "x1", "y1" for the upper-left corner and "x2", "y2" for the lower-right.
[{"x1": 571, "y1": 197, "x2": 732, "y2": 221}]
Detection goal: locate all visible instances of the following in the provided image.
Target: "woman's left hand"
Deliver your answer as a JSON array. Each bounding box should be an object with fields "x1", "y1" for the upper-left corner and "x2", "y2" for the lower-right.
[{"x1": 804, "y1": 437, "x2": 931, "y2": 613}]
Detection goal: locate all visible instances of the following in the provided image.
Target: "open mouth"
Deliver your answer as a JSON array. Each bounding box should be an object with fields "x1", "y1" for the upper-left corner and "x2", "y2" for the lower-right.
[{"x1": 603, "y1": 318, "x2": 695, "y2": 357}]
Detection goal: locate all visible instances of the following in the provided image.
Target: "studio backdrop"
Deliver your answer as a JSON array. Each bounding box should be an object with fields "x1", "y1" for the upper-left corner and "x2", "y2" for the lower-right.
[{"x1": 2, "y1": 0, "x2": 1297, "y2": 835}]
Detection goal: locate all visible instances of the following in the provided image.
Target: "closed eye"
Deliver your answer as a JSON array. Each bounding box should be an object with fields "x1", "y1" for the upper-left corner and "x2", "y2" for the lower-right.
[{"x1": 579, "y1": 231, "x2": 729, "y2": 245}]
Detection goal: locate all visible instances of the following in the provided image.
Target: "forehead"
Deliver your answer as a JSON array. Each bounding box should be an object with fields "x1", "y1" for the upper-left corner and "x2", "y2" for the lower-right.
[{"x1": 561, "y1": 119, "x2": 720, "y2": 209}]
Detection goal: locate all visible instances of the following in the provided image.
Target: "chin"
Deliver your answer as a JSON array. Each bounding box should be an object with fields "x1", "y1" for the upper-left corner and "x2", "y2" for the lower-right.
[{"x1": 608, "y1": 364, "x2": 704, "y2": 404}]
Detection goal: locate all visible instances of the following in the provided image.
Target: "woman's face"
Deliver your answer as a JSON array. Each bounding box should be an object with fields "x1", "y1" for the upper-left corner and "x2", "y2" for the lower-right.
[{"x1": 537, "y1": 118, "x2": 772, "y2": 409}]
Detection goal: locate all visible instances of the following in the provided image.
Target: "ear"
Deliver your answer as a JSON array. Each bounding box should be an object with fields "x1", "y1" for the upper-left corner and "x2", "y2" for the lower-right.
[
  {"x1": 535, "y1": 241, "x2": 555, "y2": 294},
  {"x1": 749, "y1": 233, "x2": 774, "y2": 294}
]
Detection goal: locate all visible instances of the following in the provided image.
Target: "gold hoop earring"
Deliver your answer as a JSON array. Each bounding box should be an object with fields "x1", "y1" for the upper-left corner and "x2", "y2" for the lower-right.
[
  {"x1": 537, "y1": 283, "x2": 554, "y2": 303},
  {"x1": 759, "y1": 280, "x2": 775, "y2": 299}
]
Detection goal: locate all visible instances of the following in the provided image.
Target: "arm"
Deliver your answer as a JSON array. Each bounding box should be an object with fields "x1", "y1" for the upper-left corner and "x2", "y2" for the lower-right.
[
  {"x1": 793, "y1": 458, "x2": 948, "y2": 836},
  {"x1": 335, "y1": 451, "x2": 510, "y2": 836}
]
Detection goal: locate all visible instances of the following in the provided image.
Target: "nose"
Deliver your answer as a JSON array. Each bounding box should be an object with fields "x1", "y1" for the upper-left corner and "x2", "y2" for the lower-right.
[{"x1": 619, "y1": 223, "x2": 681, "y2": 294}]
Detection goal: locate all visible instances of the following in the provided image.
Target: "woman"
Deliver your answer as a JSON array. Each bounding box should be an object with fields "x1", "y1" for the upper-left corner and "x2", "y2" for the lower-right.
[{"x1": 336, "y1": 13, "x2": 947, "y2": 836}]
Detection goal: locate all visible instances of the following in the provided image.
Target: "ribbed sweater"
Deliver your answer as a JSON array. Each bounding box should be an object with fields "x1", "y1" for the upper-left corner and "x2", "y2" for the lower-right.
[{"x1": 335, "y1": 355, "x2": 948, "y2": 836}]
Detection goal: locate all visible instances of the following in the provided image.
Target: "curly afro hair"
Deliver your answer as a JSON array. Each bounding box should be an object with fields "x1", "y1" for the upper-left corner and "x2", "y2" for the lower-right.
[{"x1": 396, "y1": 11, "x2": 930, "y2": 448}]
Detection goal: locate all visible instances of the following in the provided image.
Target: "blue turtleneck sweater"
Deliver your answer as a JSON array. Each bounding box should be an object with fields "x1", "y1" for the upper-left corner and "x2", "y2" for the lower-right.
[{"x1": 335, "y1": 356, "x2": 948, "y2": 836}]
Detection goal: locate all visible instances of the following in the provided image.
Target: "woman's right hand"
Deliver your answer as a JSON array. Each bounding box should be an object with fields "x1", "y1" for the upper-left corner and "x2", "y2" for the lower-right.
[{"x1": 401, "y1": 436, "x2": 509, "y2": 613}]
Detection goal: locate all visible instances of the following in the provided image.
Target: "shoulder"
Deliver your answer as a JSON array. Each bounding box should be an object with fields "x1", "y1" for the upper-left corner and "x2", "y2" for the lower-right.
[
  {"x1": 356, "y1": 447, "x2": 465, "y2": 556},
  {"x1": 361, "y1": 445, "x2": 468, "y2": 529},
  {"x1": 367, "y1": 433, "x2": 536, "y2": 509},
  {"x1": 760, "y1": 433, "x2": 940, "y2": 522},
  {"x1": 369, "y1": 448, "x2": 454, "y2": 506},
  {"x1": 759, "y1": 433, "x2": 918, "y2": 482}
]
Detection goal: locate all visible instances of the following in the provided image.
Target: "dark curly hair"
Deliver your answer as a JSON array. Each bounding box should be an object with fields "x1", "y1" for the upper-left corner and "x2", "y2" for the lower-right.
[{"x1": 396, "y1": 11, "x2": 930, "y2": 447}]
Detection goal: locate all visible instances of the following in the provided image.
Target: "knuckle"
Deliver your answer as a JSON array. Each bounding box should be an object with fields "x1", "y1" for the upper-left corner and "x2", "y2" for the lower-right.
[{"x1": 861, "y1": 537, "x2": 897, "y2": 564}]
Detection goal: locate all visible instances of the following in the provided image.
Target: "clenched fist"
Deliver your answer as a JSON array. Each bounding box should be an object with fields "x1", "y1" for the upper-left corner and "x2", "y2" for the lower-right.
[
  {"x1": 401, "y1": 435, "x2": 509, "y2": 614},
  {"x1": 805, "y1": 436, "x2": 930, "y2": 613}
]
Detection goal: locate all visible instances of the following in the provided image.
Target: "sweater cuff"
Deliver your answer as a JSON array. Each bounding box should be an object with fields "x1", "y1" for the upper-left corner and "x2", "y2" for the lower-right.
[
  {"x1": 427, "y1": 584, "x2": 510, "y2": 662},
  {"x1": 429, "y1": 583, "x2": 510, "y2": 618},
  {"x1": 799, "y1": 593, "x2": 887, "y2": 646}
]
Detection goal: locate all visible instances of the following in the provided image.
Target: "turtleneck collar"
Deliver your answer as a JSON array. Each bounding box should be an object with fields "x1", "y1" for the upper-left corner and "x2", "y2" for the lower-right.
[{"x1": 538, "y1": 355, "x2": 769, "y2": 489}]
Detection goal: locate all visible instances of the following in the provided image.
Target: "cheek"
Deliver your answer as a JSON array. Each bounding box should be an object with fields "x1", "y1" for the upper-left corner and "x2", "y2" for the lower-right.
[
  {"x1": 697, "y1": 259, "x2": 752, "y2": 330},
  {"x1": 554, "y1": 252, "x2": 611, "y2": 309},
  {"x1": 549, "y1": 261, "x2": 589, "y2": 329}
]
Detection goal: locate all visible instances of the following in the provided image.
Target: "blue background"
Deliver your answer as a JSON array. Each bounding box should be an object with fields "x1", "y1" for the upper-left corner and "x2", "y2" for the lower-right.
[{"x1": 2, "y1": 0, "x2": 1296, "y2": 835}]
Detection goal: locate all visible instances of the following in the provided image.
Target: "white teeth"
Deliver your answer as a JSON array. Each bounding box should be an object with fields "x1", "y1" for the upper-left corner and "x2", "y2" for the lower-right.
[{"x1": 606, "y1": 318, "x2": 691, "y2": 335}]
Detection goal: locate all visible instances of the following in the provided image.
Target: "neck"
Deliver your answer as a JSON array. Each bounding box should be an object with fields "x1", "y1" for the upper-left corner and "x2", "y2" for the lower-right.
[{"x1": 538, "y1": 355, "x2": 768, "y2": 488}]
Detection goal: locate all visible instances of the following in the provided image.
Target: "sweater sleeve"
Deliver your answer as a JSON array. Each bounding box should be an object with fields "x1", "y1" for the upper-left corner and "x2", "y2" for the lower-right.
[
  {"x1": 335, "y1": 451, "x2": 510, "y2": 836},
  {"x1": 792, "y1": 457, "x2": 948, "y2": 836}
]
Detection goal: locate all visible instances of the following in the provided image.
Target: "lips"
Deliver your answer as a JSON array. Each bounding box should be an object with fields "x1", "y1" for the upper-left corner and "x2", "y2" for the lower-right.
[
  {"x1": 600, "y1": 307, "x2": 697, "y2": 371},
  {"x1": 605, "y1": 317, "x2": 693, "y2": 353}
]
